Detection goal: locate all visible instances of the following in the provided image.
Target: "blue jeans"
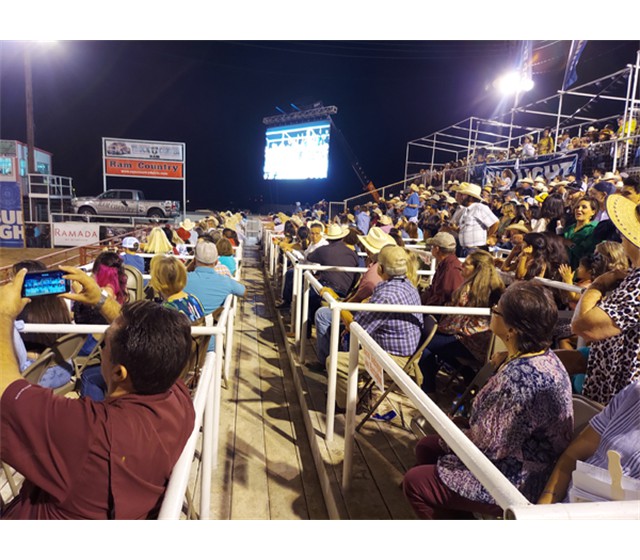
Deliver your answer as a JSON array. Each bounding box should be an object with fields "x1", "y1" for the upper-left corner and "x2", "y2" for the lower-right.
[
  {"x1": 79, "y1": 365, "x2": 107, "y2": 401},
  {"x1": 418, "y1": 333, "x2": 476, "y2": 394},
  {"x1": 314, "y1": 307, "x2": 349, "y2": 364}
]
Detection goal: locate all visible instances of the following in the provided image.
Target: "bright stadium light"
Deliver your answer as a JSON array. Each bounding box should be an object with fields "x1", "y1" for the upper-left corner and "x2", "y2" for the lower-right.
[{"x1": 496, "y1": 71, "x2": 534, "y2": 95}]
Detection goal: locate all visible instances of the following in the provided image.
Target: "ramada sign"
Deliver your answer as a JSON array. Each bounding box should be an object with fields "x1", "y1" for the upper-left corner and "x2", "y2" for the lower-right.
[{"x1": 53, "y1": 223, "x2": 100, "y2": 247}]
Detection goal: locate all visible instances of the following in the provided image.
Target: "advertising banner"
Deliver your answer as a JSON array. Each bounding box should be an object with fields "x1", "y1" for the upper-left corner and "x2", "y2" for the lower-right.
[
  {"x1": 105, "y1": 158, "x2": 184, "y2": 179},
  {"x1": 53, "y1": 222, "x2": 100, "y2": 247},
  {"x1": 103, "y1": 138, "x2": 184, "y2": 161},
  {"x1": 484, "y1": 153, "x2": 581, "y2": 185},
  {"x1": 0, "y1": 181, "x2": 24, "y2": 248}
]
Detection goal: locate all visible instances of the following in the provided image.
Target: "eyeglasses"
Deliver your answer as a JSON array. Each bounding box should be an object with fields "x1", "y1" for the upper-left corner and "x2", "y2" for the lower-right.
[{"x1": 491, "y1": 305, "x2": 503, "y2": 317}]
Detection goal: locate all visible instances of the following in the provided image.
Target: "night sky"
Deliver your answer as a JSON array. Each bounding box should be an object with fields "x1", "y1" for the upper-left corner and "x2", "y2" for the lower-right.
[{"x1": 1, "y1": 40, "x2": 638, "y2": 213}]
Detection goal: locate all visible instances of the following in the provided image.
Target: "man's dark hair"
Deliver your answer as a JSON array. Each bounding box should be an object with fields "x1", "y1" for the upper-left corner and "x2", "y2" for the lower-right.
[
  {"x1": 499, "y1": 282, "x2": 558, "y2": 354},
  {"x1": 110, "y1": 300, "x2": 192, "y2": 395},
  {"x1": 623, "y1": 176, "x2": 639, "y2": 192}
]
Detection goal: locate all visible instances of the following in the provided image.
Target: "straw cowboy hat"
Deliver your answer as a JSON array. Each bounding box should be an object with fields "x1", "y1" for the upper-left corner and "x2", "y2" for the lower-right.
[
  {"x1": 290, "y1": 215, "x2": 304, "y2": 227},
  {"x1": 506, "y1": 220, "x2": 531, "y2": 234},
  {"x1": 409, "y1": 184, "x2": 420, "y2": 192},
  {"x1": 378, "y1": 215, "x2": 393, "y2": 226},
  {"x1": 456, "y1": 182, "x2": 483, "y2": 200},
  {"x1": 180, "y1": 218, "x2": 196, "y2": 231},
  {"x1": 324, "y1": 223, "x2": 349, "y2": 240},
  {"x1": 607, "y1": 194, "x2": 640, "y2": 248},
  {"x1": 602, "y1": 171, "x2": 618, "y2": 182},
  {"x1": 519, "y1": 177, "x2": 534, "y2": 185},
  {"x1": 357, "y1": 227, "x2": 397, "y2": 254}
]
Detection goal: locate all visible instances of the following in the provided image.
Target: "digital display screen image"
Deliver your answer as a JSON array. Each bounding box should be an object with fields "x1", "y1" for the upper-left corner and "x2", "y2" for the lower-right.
[{"x1": 263, "y1": 120, "x2": 331, "y2": 180}]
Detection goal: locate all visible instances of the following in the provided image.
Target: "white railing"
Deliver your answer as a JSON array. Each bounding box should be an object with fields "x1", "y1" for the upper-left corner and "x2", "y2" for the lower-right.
[
  {"x1": 290, "y1": 262, "x2": 583, "y2": 441},
  {"x1": 344, "y1": 321, "x2": 640, "y2": 520}
]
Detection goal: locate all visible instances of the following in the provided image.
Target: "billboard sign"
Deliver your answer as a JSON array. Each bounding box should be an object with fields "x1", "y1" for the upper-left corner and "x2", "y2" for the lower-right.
[
  {"x1": 53, "y1": 222, "x2": 100, "y2": 247},
  {"x1": 103, "y1": 138, "x2": 185, "y2": 179}
]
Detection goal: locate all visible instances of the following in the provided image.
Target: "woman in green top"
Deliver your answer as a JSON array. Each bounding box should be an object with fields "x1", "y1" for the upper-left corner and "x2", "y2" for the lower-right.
[{"x1": 564, "y1": 197, "x2": 599, "y2": 269}]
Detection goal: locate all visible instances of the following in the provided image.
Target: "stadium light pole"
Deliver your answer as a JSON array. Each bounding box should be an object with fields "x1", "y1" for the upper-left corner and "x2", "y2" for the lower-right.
[
  {"x1": 23, "y1": 41, "x2": 57, "y2": 174},
  {"x1": 496, "y1": 71, "x2": 535, "y2": 152},
  {"x1": 24, "y1": 47, "x2": 36, "y2": 174}
]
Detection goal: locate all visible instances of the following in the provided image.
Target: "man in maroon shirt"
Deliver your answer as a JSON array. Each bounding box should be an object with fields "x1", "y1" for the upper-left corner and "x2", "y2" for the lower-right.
[
  {"x1": 422, "y1": 232, "x2": 464, "y2": 306},
  {"x1": 0, "y1": 268, "x2": 195, "y2": 519}
]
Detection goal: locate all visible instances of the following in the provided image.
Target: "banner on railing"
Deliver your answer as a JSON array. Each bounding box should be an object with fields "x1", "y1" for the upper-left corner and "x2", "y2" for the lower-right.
[
  {"x1": 53, "y1": 222, "x2": 100, "y2": 247},
  {"x1": 363, "y1": 347, "x2": 384, "y2": 391},
  {"x1": 484, "y1": 153, "x2": 580, "y2": 184}
]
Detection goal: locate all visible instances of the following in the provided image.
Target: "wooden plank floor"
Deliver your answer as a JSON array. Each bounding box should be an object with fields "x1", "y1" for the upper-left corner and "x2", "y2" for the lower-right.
[
  {"x1": 262, "y1": 245, "x2": 424, "y2": 520},
  {"x1": 211, "y1": 242, "x2": 328, "y2": 519}
]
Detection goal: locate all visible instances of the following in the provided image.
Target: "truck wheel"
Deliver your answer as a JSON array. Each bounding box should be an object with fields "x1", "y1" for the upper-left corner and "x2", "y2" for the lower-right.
[
  {"x1": 79, "y1": 207, "x2": 96, "y2": 221},
  {"x1": 147, "y1": 209, "x2": 164, "y2": 219}
]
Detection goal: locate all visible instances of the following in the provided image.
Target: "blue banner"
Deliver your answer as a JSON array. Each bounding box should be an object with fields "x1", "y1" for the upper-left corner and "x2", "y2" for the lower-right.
[
  {"x1": 0, "y1": 181, "x2": 25, "y2": 248},
  {"x1": 484, "y1": 153, "x2": 581, "y2": 186},
  {"x1": 563, "y1": 40, "x2": 588, "y2": 90}
]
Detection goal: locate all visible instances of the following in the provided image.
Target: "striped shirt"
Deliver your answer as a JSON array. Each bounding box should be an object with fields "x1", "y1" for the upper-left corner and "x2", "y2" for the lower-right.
[
  {"x1": 353, "y1": 276, "x2": 423, "y2": 357},
  {"x1": 587, "y1": 380, "x2": 640, "y2": 480}
]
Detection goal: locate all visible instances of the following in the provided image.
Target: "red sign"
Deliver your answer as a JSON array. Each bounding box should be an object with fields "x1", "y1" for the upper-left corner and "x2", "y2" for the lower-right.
[{"x1": 105, "y1": 158, "x2": 184, "y2": 179}]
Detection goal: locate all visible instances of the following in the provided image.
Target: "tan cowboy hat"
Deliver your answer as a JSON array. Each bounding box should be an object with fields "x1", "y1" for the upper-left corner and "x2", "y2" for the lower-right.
[
  {"x1": 409, "y1": 183, "x2": 420, "y2": 192},
  {"x1": 290, "y1": 215, "x2": 304, "y2": 227},
  {"x1": 456, "y1": 182, "x2": 483, "y2": 200},
  {"x1": 357, "y1": 227, "x2": 397, "y2": 254},
  {"x1": 520, "y1": 177, "x2": 534, "y2": 185},
  {"x1": 324, "y1": 223, "x2": 349, "y2": 240},
  {"x1": 378, "y1": 215, "x2": 393, "y2": 226},
  {"x1": 602, "y1": 171, "x2": 618, "y2": 182},
  {"x1": 607, "y1": 194, "x2": 640, "y2": 248}
]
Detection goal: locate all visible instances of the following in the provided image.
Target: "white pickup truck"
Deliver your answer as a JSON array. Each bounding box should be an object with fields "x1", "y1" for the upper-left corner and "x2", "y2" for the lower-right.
[{"x1": 71, "y1": 189, "x2": 180, "y2": 219}]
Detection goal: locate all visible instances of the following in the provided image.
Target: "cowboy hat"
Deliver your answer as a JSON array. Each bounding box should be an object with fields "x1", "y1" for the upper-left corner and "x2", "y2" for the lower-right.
[
  {"x1": 324, "y1": 223, "x2": 349, "y2": 240},
  {"x1": 358, "y1": 227, "x2": 397, "y2": 254},
  {"x1": 378, "y1": 215, "x2": 393, "y2": 226},
  {"x1": 456, "y1": 182, "x2": 483, "y2": 200},
  {"x1": 607, "y1": 194, "x2": 640, "y2": 248},
  {"x1": 519, "y1": 177, "x2": 534, "y2": 185},
  {"x1": 506, "y1": 221, "x2": 531, "y2": 234},
  {"x1": 180, "y1": 218, "x2": 196, "y2": 231},
  {"x1": 409, "y1": 184, "x2": 420, "y2": 192},
  {"x1": 602, "y1": 171, "x2": 618, "y2": 182}
]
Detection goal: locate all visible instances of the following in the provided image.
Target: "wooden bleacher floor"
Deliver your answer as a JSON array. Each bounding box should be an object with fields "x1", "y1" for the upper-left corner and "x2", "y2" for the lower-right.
[{"x1": 216, "y1": 241, "x2": 423, "y2": 520}]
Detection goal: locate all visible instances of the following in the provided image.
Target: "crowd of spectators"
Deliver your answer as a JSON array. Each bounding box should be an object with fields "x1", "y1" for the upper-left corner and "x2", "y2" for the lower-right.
[{"x1": 267, "y1": 161, "x2": 640, "y2": 518}]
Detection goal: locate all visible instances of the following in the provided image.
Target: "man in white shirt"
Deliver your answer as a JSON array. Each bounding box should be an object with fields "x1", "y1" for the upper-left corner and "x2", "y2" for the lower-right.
[{"x1": 450, "y1": 183, "x2": 499, "y2": 257}]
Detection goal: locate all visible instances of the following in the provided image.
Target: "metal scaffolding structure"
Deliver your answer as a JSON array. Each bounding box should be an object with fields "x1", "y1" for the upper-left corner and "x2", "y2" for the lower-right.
[{"x1": 405, "y1": 50, "x2": 640, "y2": 187}]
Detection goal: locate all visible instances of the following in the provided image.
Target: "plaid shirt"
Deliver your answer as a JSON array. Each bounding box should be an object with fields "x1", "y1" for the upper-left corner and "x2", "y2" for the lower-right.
[
  {"x1": 452, "y1": 202, "x2": 498, "y2": 248},
  {"x1": 353, "y1": 276, "x2": 423, "y2": 357}
]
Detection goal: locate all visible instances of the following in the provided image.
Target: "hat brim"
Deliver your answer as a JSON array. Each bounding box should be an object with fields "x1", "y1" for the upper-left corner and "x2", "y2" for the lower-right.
[
  {"x1": 457, "y1": 189, "x2": 483, "y2": 200},
  {"x1": 358, "y1": 234, "x2": 395, "y2": 254},
  {"x1": 607, "y1": 194, "x2": 640, "y2": 248},
  {"x1": 325, "y1": 229, "x2": 349, "y2": 240}
]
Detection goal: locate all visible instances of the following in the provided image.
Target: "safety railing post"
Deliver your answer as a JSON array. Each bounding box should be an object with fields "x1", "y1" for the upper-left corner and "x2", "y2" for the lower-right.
[
  {"x1": 342, "y1": 329, "x2": 361, "y2": 491},
  {"x1": 324, "y1": 305, "x2": 342, "y2": 442}
]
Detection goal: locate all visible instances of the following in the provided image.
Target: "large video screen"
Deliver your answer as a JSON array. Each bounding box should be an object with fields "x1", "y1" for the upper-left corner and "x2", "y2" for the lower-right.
[{"x1": 263, "y1": 120, "x2": 331, "y2": 180}]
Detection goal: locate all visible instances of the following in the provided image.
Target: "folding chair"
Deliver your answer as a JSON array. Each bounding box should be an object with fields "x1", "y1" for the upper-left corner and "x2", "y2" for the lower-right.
[
  {"x1": 572, "y1": 394, "x2": 604, "y2": 438},
  {"x1": 21, "y1": 351, "x2": 57, "y2": 385},
  {"x1": 356, "y1": 315, "x2": 438, "y2": 431},
  {"x1": 181, "y1": 315, "x2": 213, "y2": 394},
  {"x1": 123, "y1": 264, "x2": 145, "y2": 302},
  {"x1": 448, "y1": 332, "x2": 507, "y2": 417}
]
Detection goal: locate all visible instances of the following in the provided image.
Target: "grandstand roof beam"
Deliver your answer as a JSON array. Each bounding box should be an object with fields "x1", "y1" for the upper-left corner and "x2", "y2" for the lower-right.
[{"x1": 562, "y1": 91, "x2": 630, "y2": 103}]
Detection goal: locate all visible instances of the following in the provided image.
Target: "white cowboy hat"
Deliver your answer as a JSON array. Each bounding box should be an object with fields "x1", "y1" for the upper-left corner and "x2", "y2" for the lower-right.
[
  {"x1": 357, "y1": 227, "x2": 397, "y2": 254},
  {"x1": 180, "y1": 218, "x2": 196, "y2": 231},
  {"x1": 324, "y1": 223, "x2": 349, "y2": 240}
]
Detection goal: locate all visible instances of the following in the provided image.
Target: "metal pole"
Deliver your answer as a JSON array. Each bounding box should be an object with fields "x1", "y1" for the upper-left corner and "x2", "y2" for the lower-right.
[
  {"x1": 24, "y1": 48, "x2": 36, "y2": 174},
  {"x1": 554, "y1": 91, "x2": 564, "y2": 152}
]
